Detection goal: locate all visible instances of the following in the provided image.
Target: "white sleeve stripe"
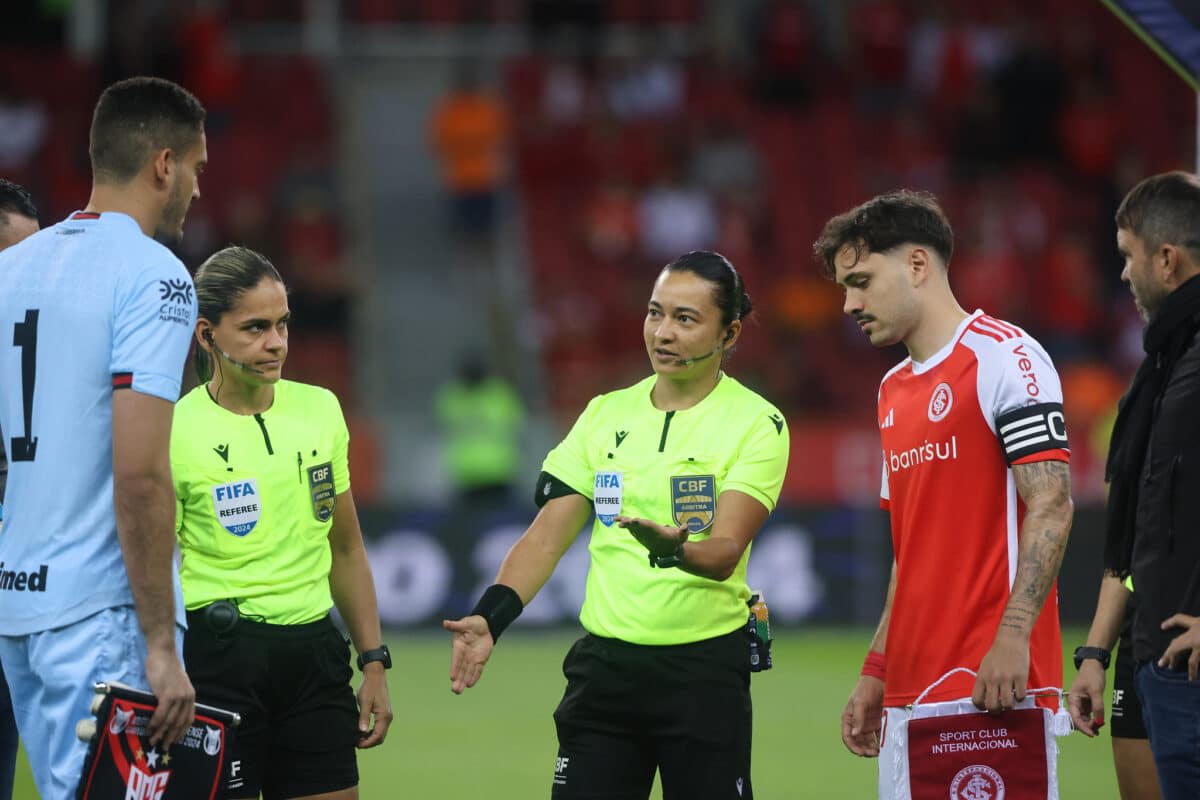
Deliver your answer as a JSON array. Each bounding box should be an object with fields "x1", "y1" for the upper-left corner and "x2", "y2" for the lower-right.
[
  {"x1": 999, "y1": 415, "x2": 1045, "y2": 435},
  {"x1": 1003, "y1": 428, "x2": 1050, "y2": 447},
  {"x1": 1005, "y1": 434, "x2": 1051, "y2": 451}
]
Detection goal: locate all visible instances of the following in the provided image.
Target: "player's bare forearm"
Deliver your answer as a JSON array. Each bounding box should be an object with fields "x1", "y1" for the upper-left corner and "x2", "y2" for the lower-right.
[
  {"x1": 496, "y1": 493, "x2": 592, "y2": 604},
  {"x1": 114, "y1": 473, "x2": 179, "y2": 650},
  {"x1": 113, "y1": 390, "x2": 179, "y2": 651},
  {"x1": 869, "y1": 560, "x2": 898, "y2": 654},
  {"x1": 1084, "y1": 574, "x2": 1131, "y2": 650},
  {"x1": 1000, "y1": 460, "x2": 1074, "y2": 641}
]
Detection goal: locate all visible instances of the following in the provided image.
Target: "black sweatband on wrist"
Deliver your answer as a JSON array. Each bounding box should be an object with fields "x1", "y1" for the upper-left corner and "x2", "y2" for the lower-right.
[{"x1": 471, "y1": 584, "x2": 524, "y2": 642}]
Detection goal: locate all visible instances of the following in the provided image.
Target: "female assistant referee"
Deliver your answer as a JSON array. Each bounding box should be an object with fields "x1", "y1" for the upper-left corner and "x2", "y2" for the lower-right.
[
  {"x1": 444, "y1": 251, "x2": 790, "y2": 800},
  {"x1": 172, "y1": 246, "x2": 392, "y2": 800}
]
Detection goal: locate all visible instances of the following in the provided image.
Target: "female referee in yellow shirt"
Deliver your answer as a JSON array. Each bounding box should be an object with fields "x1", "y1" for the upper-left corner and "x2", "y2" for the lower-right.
[
  {"x1": 172, "y1": 246, "x2": 392, "y2": 800},
  {"x1": 444, "y1": 251, "x2": 790, "y2": 800}
]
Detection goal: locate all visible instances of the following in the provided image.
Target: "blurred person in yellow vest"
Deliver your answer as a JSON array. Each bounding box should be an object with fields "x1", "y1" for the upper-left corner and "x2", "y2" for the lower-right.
[{"x1": 436, "y1": 354, "x2": 527, "y2": 615}]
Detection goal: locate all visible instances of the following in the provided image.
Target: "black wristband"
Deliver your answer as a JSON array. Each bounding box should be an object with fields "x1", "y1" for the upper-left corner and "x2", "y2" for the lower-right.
[
  {"x1": 1073, "y1": 645, "x2": 1111, "y2": 671},
  {"x1": 470, "y1": 584, "x2": 524, "y2": 643}
]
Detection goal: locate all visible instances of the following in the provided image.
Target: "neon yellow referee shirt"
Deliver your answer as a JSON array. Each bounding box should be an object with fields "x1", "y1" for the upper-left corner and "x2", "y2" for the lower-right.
[
  {"x1": 171, "y1": 380, "x2": 350, "y2": 624},
  {"x1": 542, "y1": 373, "x2": 789, "y2": 645}
]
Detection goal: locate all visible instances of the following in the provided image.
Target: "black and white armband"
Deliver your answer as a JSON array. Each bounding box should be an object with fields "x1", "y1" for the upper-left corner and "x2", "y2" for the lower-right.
[{"x1": 996, "y1": 402, "x2": 1069, "y2": 465}]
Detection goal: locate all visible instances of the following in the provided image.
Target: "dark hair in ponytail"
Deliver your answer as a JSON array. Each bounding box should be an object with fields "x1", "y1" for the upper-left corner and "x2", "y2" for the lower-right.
[
  {"x1": 193, "y1": 246, "x2": 284, "y2": 382},
  {"x1": 662, "y1": 250, "x2": 753, "y2": 327}
]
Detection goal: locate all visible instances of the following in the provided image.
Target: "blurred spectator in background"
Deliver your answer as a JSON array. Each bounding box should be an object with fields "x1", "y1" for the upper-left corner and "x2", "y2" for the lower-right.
[
  {"x1": 637, "y1": 155, "x2": 717, "y2": 263},
  {"x1": 436, "y1": 354, "x2": 526, "y2": 613},
  {"x1": 437, "y1": 353, "x2": 526, "y2": 507},
  {"x1": 0, "y1": 82, "x2": 47, "y2": 173},
  {"x1": 429, "y1": 63, "x2": 511, "y2": 249},
  {"x1": 603, "y1": 44, "x2": 685, "y2": 123}
]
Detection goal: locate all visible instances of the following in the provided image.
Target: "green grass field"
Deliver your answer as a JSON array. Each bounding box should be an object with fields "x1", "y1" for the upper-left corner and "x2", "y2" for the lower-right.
[{"x1": 14, "y1": 628, "x2": 1117, "y2": 798}]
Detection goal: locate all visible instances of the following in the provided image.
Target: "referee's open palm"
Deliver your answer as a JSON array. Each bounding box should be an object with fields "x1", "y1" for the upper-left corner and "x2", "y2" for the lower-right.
[{"x1": 443, "y1": 615, "x2": 494, "y2": 694}]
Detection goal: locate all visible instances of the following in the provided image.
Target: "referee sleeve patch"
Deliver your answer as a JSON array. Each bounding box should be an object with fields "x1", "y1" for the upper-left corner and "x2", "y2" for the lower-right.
[
  {"x1": 996, "y1": 402, "x2": 1069, "y2": 465},
  {"x1": 112, "y1": 372, "x2": 133, "y2": 390},
  {"x1": 534, "y1": 471, "x2": 584, "y2": 508}
]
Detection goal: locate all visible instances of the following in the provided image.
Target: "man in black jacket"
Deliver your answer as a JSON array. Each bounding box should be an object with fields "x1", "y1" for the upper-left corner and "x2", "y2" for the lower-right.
[{"x1": 1070, "y1": 171, "x2": 1200, "y2": 799}]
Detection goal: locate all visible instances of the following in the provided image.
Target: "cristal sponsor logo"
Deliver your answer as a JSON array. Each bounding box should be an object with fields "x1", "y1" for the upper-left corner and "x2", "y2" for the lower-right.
[
  {"x1": 0, "y1": 563, "x2": 49, "y2": 592},
  {"x1": 928, "y1": 382, "x2": 953, "y2": 422},
  {"x1": 949, "y1": 764, "x2": 1005, "y2": 800},
  {"x1": 888, "y1": 436, "x2": 958, "y2": 475},
  {"x1": 158, "y1": 279, "x2": 194, "y2": 326},
  {"x1": 125, "y1": 765, "x2": 170, "y2": 800}
]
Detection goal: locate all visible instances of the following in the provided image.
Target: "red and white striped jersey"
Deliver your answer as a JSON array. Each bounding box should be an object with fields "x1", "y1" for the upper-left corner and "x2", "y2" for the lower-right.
[{"x1": 878, "y1": 310, "x2": 1069, "y2": 707}]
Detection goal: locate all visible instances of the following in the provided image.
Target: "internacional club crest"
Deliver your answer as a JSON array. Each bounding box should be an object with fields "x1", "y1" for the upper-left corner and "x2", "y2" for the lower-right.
[
  {"x1": 949, "y1": 764, "x2": 1005, "y2": 800},
  {"x1": 928, "y1": 382, "x2": 954, "y2": 422}
]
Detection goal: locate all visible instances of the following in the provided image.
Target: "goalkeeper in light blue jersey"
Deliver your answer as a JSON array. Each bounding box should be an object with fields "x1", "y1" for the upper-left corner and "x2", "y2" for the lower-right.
[{"x1": 0, "y1": 77, "x2": 207, "y2": 799}]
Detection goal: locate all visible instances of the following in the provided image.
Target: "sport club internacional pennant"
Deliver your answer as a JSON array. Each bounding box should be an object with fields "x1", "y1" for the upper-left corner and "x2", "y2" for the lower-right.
[
  {"x1": 76, "y1": 683, "x2": 240, "y2": 800},
  {"x1": 887, "y1": 669, "x2": 1072, "y2": 800}
]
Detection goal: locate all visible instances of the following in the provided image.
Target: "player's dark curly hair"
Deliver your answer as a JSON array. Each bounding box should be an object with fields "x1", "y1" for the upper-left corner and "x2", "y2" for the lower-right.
[
  {"x1": 663, "y1": 250, "x2": 754, "y2": 327},
  {"x1": 0, "y1": 178, "x2": 37, "y2": 222},
  {"x1": 193, "y1": 246, "x2": 285, "y2": 382},
  {"x1": 1116, "y1": 171, "x2": 1200, "y2": 258},
  {"x1": 813, "y1": 190, "x2": 954, "y2": 277},
  {"x1": 90, "y1": 76, "x2": 206, "y2": 183}
]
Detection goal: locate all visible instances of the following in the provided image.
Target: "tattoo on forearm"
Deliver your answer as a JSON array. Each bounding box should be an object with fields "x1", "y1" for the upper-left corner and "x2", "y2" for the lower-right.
[{"x1": 1004, "y1": 461, "x2": 1073, "y2": 633}]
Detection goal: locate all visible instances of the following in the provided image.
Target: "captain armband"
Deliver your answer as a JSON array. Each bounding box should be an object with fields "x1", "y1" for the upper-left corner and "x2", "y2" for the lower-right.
[{"x1": 995, "y1": 402, "x2": 1069, "y2": 465}]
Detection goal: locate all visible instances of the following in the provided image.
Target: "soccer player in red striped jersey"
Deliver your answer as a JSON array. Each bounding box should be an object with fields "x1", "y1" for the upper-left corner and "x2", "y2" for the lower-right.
[{"x1": 814, "y1": 191, "x2": 1074, "y2": 797}]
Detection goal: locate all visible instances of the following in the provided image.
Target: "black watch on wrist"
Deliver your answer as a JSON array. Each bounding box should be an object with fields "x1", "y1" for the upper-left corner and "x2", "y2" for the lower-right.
[
  {"x1": 357, "y1": 644, "x2": 392, "y2": 671},
  {"x1": 1073, "y1": 645, "x2": 1111, "y2": 671},
  {"x1": 649, "y1": 544, "x2": 684, "y2": 569}
]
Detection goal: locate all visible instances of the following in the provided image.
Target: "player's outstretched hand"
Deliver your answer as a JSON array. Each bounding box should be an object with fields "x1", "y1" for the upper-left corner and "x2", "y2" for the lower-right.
[
  {"x1": 144, "y1": 645, "x2": 196, "y2": 747},
  {"x1": 973, "y1": 631, "x2": 1030, "y2": 712},
  {"x1": 616, "y1": 516, "x2": 688, "y2": 557},
  {"x1": 443, "y1": 615, "x2": 494, "y2": 695},
  {"x1": 1066, "y1": 661, "x2": 1106, "y2": 736},
  {"x1": 1159, "y1": 613, "x2": 1200, "y2": 679},
  {"x1": 841, "y1": 676, "x2": 884, "y2": 757},
  {"x1": 356, "y1": 668, "x2": 394, "y2": 748}
]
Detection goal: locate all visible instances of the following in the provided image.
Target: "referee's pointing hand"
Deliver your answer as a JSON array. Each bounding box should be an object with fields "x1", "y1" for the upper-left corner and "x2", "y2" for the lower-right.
[
  {"x1": 443, "y1": 615, "x2": 493, "y2": 694},
  {"x1": 617, "y1": 516, "x2": 689, "y2": 557}
]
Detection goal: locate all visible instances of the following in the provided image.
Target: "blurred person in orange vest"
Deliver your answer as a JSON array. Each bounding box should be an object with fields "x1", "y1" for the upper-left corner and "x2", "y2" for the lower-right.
[{"x1": 429, "y1": 63, "x2": 510, "y2": 247}]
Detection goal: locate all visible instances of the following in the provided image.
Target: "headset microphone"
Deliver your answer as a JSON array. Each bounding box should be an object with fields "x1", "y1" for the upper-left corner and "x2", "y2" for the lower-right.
[
  {"x1": 673, "y1": 345, "x2": 724, "y2": 367},
  {"x1": 204, "y1": 330, "x2": 267, "y2": 375}
]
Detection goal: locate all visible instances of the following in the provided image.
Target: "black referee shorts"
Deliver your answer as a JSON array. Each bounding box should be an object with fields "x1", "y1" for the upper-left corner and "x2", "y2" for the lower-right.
[
  {"x1": 183, "y1": 609, "x2": 360, "y2": 800},
  {"x1": 1111, "y1": 605, "x2": 1148, "y2": 740},
  {"x1": 551, "y1": 626, "x2": 753, "y2": 800}
]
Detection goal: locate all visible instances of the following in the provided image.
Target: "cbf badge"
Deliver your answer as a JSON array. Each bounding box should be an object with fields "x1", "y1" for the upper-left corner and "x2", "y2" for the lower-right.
[
  {"x1": 593, "y1": 471, "x2": 623, "y2": 527},
  {"x1": 211, "y1": 479, "x2": 261, "y2": 536},
  {"x1": 671, "y1": 475, "x2": 715, "y2": 533},
  {"x1": 307, "y1": 462, "x2": 337, "y2": 522}
]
